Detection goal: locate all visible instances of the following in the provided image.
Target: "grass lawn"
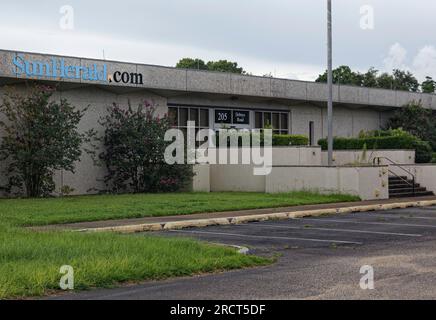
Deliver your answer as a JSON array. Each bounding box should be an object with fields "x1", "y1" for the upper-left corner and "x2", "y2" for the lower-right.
[
  {"x1": 0, "y1": 192, "x2": 358, "y2": 299},
  {"x1": 0, "y1": 191, "x2": 359, "y2": 227},
  {"x1": 0, "y1": 226, "x2": 268, "y2": 299}
]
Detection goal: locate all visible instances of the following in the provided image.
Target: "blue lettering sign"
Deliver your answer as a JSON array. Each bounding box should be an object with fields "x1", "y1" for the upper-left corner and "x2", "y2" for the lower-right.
[{"x1": 12, "y1": 54, "x2": 108, "y2": 83}]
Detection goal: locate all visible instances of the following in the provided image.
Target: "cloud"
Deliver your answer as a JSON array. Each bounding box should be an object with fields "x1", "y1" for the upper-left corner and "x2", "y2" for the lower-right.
[
  {"x1": 383, "y1": 43, "x2": 408, "y2": 72},
  {"x1": 413, "y1": 45, "x2": 436, "y2": 80}
]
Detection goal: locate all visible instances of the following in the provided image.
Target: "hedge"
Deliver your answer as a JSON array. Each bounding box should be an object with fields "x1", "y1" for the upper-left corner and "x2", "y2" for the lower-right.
[
  {"x1": 216, "y1": 132, "x2": 309, "y2": 147},
  {"x1": 272, "y1": 134, "x2": 309, "y2": 146},
  {"x1": 318, "y1": 135, "x2": 433, "y2": 163}
]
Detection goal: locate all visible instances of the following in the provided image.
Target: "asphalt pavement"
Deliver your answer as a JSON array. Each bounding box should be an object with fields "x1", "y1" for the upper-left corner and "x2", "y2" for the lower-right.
[{"x1": 49, "y1": 206, "x2": 436, "y2": 300}]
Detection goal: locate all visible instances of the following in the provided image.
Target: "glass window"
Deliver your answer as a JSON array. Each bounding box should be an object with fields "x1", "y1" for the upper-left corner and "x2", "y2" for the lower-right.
[
  {"x1": 189, "y1": 108, "x2": 198, "y2": 124},
  {"x1": 169, "y1": 106, "x2": 211, "y2": 129},
  {"x1": 200, "y1": 109, "x2": 209, "y2": 127},
  {"x1": 168, "y1": 107, "x2": 178, "y2": 127},
  {"x1": 264, "y1": 113, "x2": 271, "y2": 127},
  {"x1": 255, "y1": 112, "x2": 263, "y2": 128},
  {"x1": 272, "y1": 113, "x2": 280, "y2": 130},
  {"x1": 281, "y1": 113, "x2": 288, "y2": 131},
  {"x1": 179, "y1": 108, "x2": 188, "y2": 127}
]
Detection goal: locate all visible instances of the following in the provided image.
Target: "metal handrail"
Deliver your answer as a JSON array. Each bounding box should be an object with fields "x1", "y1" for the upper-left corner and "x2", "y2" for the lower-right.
[{"x1": 372, "y1": 156, "x2": 416, "y2": 196}]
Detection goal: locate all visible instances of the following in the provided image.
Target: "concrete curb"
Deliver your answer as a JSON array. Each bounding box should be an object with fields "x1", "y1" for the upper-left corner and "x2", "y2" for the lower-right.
[{"x1": 76, "y1": 200, "x2": 436, "y2": 234}]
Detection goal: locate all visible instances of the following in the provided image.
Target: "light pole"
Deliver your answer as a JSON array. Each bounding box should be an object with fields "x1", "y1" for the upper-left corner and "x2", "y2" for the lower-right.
[{"x1": 327, "y1": 0, "x2": 334, "y2": 166}]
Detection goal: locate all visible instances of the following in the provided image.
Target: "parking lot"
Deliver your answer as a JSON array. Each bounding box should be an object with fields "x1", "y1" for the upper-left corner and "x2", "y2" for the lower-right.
[
  {"x1": 54, "y1": 205, "x2": 436, "y2": 300},
  {"x1": 163, "y1": 206, "x2": 436, "y2": 253}
]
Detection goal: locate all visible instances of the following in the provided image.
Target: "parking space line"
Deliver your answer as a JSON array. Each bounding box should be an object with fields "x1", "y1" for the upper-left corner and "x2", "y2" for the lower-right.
[
  {"x1": 169, "y1": 230, "x2": 363, "y2": 245},
  {"x1": 293, "y1": 218, "x2": 436, "y2": 228},
  {"x1": 246, "y1": 224, "x2": 422, "y2": 237},
  {"x1": 368, "y1": 214, "x2": 436, "y2": 221}
]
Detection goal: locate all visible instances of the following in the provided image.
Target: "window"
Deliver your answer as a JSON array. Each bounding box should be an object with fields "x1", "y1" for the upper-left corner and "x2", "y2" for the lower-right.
[
  {"x1": 168, "y1": 106, "x2": 210, "y2": 130},
  {"x1": 309, "y1": 121, "x2": 315, "y2": 146},
  {"x1": 255, "y1": 111, "x2": 289, "y2": 135},
  {"x1": 168, "y1": 106, "x2": 211, "y2": 147}
]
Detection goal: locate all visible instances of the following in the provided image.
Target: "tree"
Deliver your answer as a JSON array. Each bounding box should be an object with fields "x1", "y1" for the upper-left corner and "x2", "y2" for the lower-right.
[
  {"x1": 316, "y1": 65, "x2": 362, "y2": 86},
  {"x1": 385, "y1": 101, "x2": 436, "y2": 151},
  {"x1": 98, "y1": 101, "x2": 193, "y2": 193},
  {"x1": 376, "y1": 72, "x2": 395, "y2": 90},
  {"x1": 206, "y1": 60, "x2": 245, "y2": 74},
  {"x1": 361, "y1": 68, "x2": 379, "y2": 87},
  {"x1": 422, "y1": 76, "x2": 436, "y2": 94},
  {"x1": 176, "y1": 58, "x2": 246, "y2": 74},
  {"x1": 391, "y1": 69, "x2": 419, "y2": 92},
  {"x1": 0, "y1": 84, "x2": 90, "y2": 197},
  {"x1": 175, "y1": 58, "x2": 208, "y2": 70},
  {"x1": 316, "y1": 66, "x2": 421, "y2": 92}
]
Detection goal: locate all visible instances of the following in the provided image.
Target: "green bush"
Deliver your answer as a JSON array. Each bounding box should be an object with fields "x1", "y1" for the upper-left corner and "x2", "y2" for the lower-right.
[
  {"x1": 318, "y1": 130, "x2": 433, "y2": 163},
  {"x1": 432, "y1": 153, "x2": 436, "y2": 163},
  {"x1": 413, "y1": 140, "x2": 433, "y2": 163},
  {"x1": 98, "y1": 101, "x2": 194, "y2": 193},
  {"x1": 216, "y1": 132, "x2": 308, "y2": 147},
  {"x1": 272, "y1": 134, "x2": 309, "y2": 146}
]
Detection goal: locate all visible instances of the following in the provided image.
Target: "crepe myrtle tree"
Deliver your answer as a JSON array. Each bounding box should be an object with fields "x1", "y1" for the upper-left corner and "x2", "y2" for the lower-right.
[
  {"x1": 97, "y1": 101, "x2": 193, "y2": 193},
  {"x1": 0, "y1": 83, "x2": 92, "y2": 197}
]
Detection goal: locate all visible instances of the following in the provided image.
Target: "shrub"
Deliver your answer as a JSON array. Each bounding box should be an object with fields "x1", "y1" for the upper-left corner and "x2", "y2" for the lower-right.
[
  {"x1": 318, "y1": 129, "x2": 433, "y2": 163},
  {"x1": 216, "y1": 132, "x2": 308, "y2": 147},
  {"x1": 432, "y1": 153, "x2": 436, "y2": 164},
  {"x1": 98, "y1": 101, "x2": 193, "y2": 193},
  {"x1": 0, "y1": 84, "x2": 90, "y2": 197},
  {"x1": 385, "y1": 102, "x2": 436, "y2": 151},
  {"x1": 413, "y1": 140, "x2": 433, "y2": 164},
  {"x1": 272, "y1": 134, "x2": 309, "y2": 146}
]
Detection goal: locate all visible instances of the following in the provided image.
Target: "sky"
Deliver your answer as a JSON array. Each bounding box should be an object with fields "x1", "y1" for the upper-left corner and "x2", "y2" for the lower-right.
[{"x1": 1, "y1": 0, "x2": 435, "y2": 82}]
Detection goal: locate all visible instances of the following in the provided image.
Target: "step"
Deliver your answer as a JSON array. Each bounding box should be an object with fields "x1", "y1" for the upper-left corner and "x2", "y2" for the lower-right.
[
  {"x1": 389, "y1": 176, "x2": 408, "y2": 180},
  {"x1": 389, "y1": 187, "x2": 427, "y2": 193},
  {"x1": 389, "y1": 179, "x2": 418, "y2": 185},
  {"x1": 389, "y1": 191, "x2": 435, "y2": 198},
  {"x1": 389, "y1": 184, "x2": 422, "y2": 190},
  {"x1": 389, "y1": 183, "x2": 423, "y2": 189}
]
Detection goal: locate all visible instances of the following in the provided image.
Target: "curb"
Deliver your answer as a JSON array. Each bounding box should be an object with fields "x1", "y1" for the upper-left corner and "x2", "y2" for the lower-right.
[{"x1": 76, "y1": 200, "x2": 436, "y2": 234}]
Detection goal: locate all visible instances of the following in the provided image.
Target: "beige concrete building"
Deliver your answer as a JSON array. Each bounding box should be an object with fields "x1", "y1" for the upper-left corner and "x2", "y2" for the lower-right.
[{"x1": 0, "y1": 49, "x2": 435, "y2": 199}]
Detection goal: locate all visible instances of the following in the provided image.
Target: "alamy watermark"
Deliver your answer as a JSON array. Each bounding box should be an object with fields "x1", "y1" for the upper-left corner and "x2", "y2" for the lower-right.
[
  {"x1": 59, "y1": 265, "x2": 74, "y2": 290},
  {"x1": 164, "y1": 122, "x2": 273, "y2": 176},
  {"x1": 360, "y1": 265, "x2": 375, "y2": 290},
  {"x1": 360, "y1": 5, "x2": 375, "y2": 30},
  {"x1": 59, "y1": 5, "x2": 74, "y2": 30}
]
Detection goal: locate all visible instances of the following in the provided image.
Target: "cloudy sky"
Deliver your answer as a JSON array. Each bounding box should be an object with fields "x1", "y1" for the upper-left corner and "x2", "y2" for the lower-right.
[{"x1": 1, "y1": 0, "x2": 435, "y2": 81}]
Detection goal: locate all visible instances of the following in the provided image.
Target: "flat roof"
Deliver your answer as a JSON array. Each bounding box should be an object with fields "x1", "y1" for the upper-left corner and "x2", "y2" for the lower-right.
[{"x1": 0, "y1": 49, "x2": 435, "y2": 110}]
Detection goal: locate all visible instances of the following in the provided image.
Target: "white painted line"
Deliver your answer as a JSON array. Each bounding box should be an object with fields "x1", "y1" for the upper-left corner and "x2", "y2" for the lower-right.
[
  {"x1": 169, "y1": 229, "x2": 363, "y2": 245},
  {"x1": 293, "y1": 218, "x2": 436, "y2": 229},
  {"x1": 247, "y1": 224, "x2": 422, "y2": 237},
  {"x1": 369, "y1": 214, "x2": 436, "y2": 221}
]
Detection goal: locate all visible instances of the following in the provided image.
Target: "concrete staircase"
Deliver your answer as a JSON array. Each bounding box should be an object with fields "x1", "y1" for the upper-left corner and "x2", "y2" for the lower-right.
[{"x1": 389, "y1": 176, "x2": 434, "y2": 198}]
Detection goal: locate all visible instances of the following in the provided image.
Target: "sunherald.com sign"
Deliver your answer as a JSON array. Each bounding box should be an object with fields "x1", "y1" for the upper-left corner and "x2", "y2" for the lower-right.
[{"x1": 11, "y1": 54, "x2": 144, "y2": 85}]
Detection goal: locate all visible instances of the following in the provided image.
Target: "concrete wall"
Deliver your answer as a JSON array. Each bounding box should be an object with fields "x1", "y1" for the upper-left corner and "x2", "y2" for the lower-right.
[
  {"x1": 207, "y1": 147, "x2": 321, "y2": 193},
  {"x1": 210, "y1": 165, "x2": 266, "y2": 192},
  {"x1": 206, "y1": 147, "x2": 321, "y2": 166},
  {"x1": 390, "y1": 164, "x2": 436, "y2": 194},
  {"x1": 265, "y1": 166, "x2": 389, "y2": 200},
  {"x1": 192, "y1": 165, "x2": 210, "y2": 192},
  {"x1": 2, "y1": 49, "x2": 435, "y2": 110},
  {"x1": 321, "y1": 150, "x2": 416, "y2": 166}
]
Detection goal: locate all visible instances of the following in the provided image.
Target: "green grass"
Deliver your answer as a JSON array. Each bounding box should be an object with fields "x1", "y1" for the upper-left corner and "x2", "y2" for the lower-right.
[
  {"x1": 0, "y1": 191, "x2": 358, "y2": 299},
  {"x1": 0, "y1": 192, "x2": 359, "y2": 227},
  {"x1": 0, "y1": 225, "x2": 269, "y2": 299}
]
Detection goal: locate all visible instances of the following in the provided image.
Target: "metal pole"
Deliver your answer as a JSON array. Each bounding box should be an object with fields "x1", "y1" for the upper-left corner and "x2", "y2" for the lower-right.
[{"x1": 327, "y1": 0, "x2": 334, "y2": 166}]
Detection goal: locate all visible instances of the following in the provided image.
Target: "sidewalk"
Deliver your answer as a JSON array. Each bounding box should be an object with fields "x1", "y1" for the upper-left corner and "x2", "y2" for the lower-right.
[{"x1": 37, "y1": 195, "x2": 436, "y2": 232}]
